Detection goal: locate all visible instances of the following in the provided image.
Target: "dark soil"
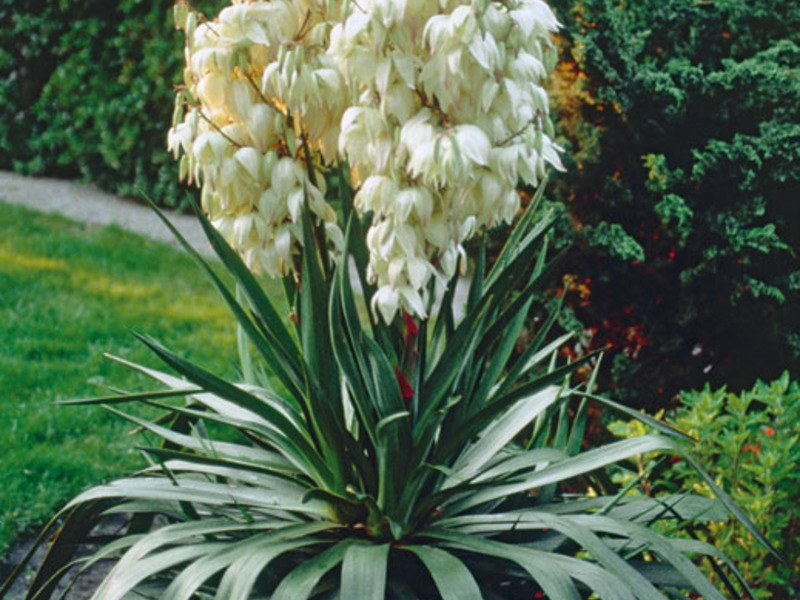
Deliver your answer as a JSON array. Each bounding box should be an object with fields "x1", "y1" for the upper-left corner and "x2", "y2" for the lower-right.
[{"x1": 0, "y1": 515, "x2": 127, "y2": 600}]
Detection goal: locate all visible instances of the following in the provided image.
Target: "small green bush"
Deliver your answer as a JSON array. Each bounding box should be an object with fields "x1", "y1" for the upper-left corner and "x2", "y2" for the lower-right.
[
  {"x1": 611, "y1": 373, "x2": 800, "y2": 599},
  {"x1": 0, "y1": 0, "x2": 223, "y2": 207}
]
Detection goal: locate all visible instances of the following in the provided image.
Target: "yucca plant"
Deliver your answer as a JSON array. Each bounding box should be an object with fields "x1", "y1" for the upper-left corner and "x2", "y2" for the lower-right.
[
  {"x1": 1, "y1": 0, "x2": 777, "y2": 598},
  {"x1": 2, "y1": 185, "x2": 771, "y2": 600}
]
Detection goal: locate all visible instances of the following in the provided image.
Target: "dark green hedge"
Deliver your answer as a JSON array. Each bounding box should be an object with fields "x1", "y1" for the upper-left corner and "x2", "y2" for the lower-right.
[
  {"x1": 0, "y1": 0, "x2": 222, "y2": 207},
  {"x1": 549, "y1": 0, "x2": 800, "y2": 408}
]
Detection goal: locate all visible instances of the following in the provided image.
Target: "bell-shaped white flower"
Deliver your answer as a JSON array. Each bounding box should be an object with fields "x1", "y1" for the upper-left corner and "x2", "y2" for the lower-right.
[
  {"x1": 371, "y1": 285, "x2": 400, "y2": 324},
  {"x1": 172, "y1": 0, "x2": 562, "y2": 320}
]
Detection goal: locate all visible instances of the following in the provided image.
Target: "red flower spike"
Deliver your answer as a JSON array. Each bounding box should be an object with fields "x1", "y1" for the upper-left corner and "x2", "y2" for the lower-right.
[
  {"x1": 394, "y1": 366, "x2": 414, "y2": 401},
  {"x1": 764, "y1": 426, "x2": 776, "y2": 437},
  {"x1": 403, "y1": 310, "x2": 419, "y2": 339}
]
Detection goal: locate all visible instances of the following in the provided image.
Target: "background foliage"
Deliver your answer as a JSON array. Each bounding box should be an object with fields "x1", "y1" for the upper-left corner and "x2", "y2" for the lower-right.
[
  {"x1": 548, "y1": 0, "x2": 800, "y2": 408},
  {"x1": 610, "y1": 373, "x2": 800, "y2": 599},
  {"x1": 0, "y1": 0, "x2": 222, "y2": 208}
]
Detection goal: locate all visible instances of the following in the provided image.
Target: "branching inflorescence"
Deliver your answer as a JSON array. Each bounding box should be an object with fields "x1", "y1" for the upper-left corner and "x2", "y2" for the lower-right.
[{"x1": 169, "y1": 0, "x2": 564, "y2": 323}]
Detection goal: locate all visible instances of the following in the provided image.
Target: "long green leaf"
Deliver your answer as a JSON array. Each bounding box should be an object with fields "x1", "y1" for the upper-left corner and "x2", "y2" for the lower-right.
[
  {"x1": 162, "y1": 526, "x2": 334, "y2": 600},
  {"x1": 484, "y1": 210, "x2": 556, "y2": 300},
  {"x1": 132, "y1": 333, "x2": 332, "y2": 484},
  {"x1": 65, "y1": 477, "x2": 328, "y2": 516},
  {"x1": 574, "y1": 391, "x2": 694, "y2": 441},
  {"x1": 468, "y1": 291, "x2": 534, "y2": 409},
  {"x1": 57, "y1": 387, "x2": 201, "y2": 406},
  {"x1": 172, "y1": 211, "x2": 299, "y2": 385},
  {"x1": 141, "y1": 399, "x2": 328, "y2": 483},
  {"x1": 330, "y1": 274, "x2": 379, "y2": 443},
  {"x1": 494, "y1": 329, "x2": 572, "y2": 399},
  {"x1": 143, "y1": 194, "x2": 305, "y2": 401},
  {"x1": 139, "y1": 453, "x2": 310, "y2": 495},
  {"x1": 404, "y1": 546, "x2": 483, "y2": 600},
  {"x1": 429, "y1": 272, "x2": 460, "y2": 364},
  {"x1": 448, "y1": 510, "x2": 729, "y2": 599},
  {"x1": 679, "y1": 451, "x2": 782, "y2": 562},
  {"x1": 486, "y1": 178, "x2": 549, "y2": 287},
  {"x1": 52, "y1": 534, "x2": 147, "y2": 600},
  {"x1": 447, "y1": 435, "x2": 677, "y2": 513},
  {"x1": 340, "y1": 542, "x2": 390, "y2": 600},
  {"x1": 10, "y1": 502, "x2": 109, "y2": 600},
  {"x1": 568, "y1": 514, "x2": 730, "y2": 600},
  {"x1": 409, "y1": 448, "x2": 566, "y2": 523},
  {"x1": 91, "y1": 543, "x2": 220, "y2": 600},
  {"x1": 426, "y1": 530, "x2": 584, "y2": 600},
  {"x1": 189, "y1": 203, "x2": 299, "y2": 360},
  {"x1": 446, "y1": 385, "x2": 562, "y2": 486},
  {"x1": 299, "y1": 193, "x2": 333, "y2": 393},
  {"x1": 415, "y1": 303, "x2": 490, "y2": 443},
  {"x1": 214, "y1": 538, "x2": 328, "y2": 600},
  {"x1": 101, "y1": 405, "x2": 294, "y2": 474},
  {"x1": 101, "y1": 354, "x2": 302, "y2": 427},
  {"x1": 270, "y1": 539, "x2": 355, "y2": 600},
  {"x1": 466, "y1": 236, "x2": 487, "y2": 315},
  {"x1": 435, "y1": 354, "x2": 593, "y2": 463},
  {"x1": 438, "y1": 512, "x2": 667, "y2": 600},
  {"x1": 298, "y1": 192, "x2": 352, "y2": 488},
  {"x1": 337, "y1": 162, "x2": 396, "y2": 351},
  {"x1": 476, "y1": 250, "x2": 564, "y2": 359},
  {"x1": 469, "y1": 448, "x2": 567, "y2": 484},
  {"x1": 101, "y1": 519, "x2": 302, "y2": 571}
]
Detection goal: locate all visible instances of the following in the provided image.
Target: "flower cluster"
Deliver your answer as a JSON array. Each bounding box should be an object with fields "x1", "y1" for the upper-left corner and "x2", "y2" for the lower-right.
[
  {"x1": 332, "y1": 0, "x2": 562, "y2": 320},
  {"x1": 169, "y1": 0, "x2": 347, "y2": 276},
  {"x1": 170, "y1": 0, "x2": 562, "y2": 321}
]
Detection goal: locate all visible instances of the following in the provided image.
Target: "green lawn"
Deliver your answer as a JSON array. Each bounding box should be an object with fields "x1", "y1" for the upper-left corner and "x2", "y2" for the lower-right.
[{"x1": 0, "y1": 201, "x2": 259, "y2": 551}]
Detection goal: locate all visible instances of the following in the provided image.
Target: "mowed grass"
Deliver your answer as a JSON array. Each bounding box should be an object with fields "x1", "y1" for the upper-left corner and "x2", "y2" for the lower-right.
[{"x1": 0, "y1": 201, "x2": 259, "y2": 551}]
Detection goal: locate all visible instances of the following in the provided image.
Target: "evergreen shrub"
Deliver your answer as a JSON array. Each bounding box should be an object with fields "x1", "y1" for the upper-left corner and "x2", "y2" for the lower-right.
[{"x1": 549, "y1": 0, "x2": 800, "y2": 407}]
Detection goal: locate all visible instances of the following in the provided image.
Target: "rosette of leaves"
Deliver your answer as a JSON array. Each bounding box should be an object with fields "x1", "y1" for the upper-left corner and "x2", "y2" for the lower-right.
[{"x1": 1, "y1": 185, "x2": 772, "y2": 600}]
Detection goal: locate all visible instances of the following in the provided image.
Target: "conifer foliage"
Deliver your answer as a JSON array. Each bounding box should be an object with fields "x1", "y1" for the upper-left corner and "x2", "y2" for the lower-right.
[{"x1": 549, "y1": 0, "x2": 800, "y2": 406}]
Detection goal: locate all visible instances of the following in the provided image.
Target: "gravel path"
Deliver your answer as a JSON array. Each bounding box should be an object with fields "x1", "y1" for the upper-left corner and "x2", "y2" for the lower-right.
[{"x1": 0, "y1": 170, "x2": 213, "y2": 257}]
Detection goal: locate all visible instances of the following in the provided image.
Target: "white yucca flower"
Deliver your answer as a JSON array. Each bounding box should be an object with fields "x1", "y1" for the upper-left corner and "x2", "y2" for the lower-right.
[
  {"x1": 171, "y1": 0, "x2": 561, "y2": 321},
  {"x1": 170, "y1": 0, "x2": 346, "y2": 278},
  {"x1": 332, "y1": 0, "x2": 561, "y2": 321}
]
